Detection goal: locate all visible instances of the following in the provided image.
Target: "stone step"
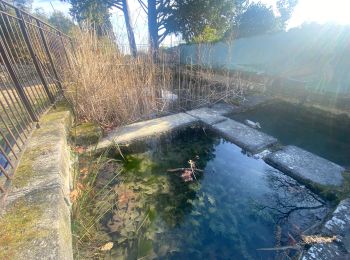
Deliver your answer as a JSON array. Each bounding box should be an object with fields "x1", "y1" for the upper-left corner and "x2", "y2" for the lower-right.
[
  {"x1": 210, "y1": 118, "x2": 278, "y2": 154},
  {"x1": 265, "y1": 145, "x2": 345, "y2": 187},
  {"x1": 186, "y1": 103, "x2": 235, "y2": 125},
  {"x1": 94, "y1": 113, "x2": 198, "y2": 152}
]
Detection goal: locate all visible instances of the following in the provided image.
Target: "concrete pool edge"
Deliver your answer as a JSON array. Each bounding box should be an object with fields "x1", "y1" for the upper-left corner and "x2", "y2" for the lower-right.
[
  {"x1": 93, "y1": 102, "x2": 349, "y2": 259},
  {"x1": 0, "y1": 104, "x2": 74, "y2": 260},
  {"x1": 93, "y1": 102, "x2": 347, "y2": 191},
  {"x1": 303, "y1": 198, "x2": 350, "y2": 260}
]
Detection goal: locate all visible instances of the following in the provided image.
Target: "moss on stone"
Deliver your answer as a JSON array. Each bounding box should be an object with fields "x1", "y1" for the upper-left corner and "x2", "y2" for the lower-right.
[
  {"x1": 12, "y1": 102, "x2": 72, "y2": 189},
  {"x1": 0, "y1": 199, "x2": 46, "y2": 259},
  {"x1": 70, "y1": 122, "x2": 102, "y2": 146},
  {"x1": 300, "y1": 170, "x2": 350, "y2": 204},
  {"x1": 12, "y1": 143, "x2": 55, "y2": 188}
]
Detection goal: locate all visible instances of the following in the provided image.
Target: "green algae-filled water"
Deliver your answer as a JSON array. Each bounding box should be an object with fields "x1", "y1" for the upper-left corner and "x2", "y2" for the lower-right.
[{"x1": 97, "y1": 127, "x2": 328, "y2": 259}]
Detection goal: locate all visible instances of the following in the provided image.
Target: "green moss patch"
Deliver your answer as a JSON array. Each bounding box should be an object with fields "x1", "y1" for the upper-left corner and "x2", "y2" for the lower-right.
[
  {"x1": 13, "y1": 143, "x2": 56, "y2": 188},
  {"x1": 0, "y1": 199, "x2": 46, "y2": 259},
  {"x1": 12, "y1": 102, "x2": 72, "y2": 189},
  {"x1": 298, "y1": 170, "x2": 350, "y2": 204},
  {"x1": 70, "y1": 122, "x2": 102, "y2": 146}
]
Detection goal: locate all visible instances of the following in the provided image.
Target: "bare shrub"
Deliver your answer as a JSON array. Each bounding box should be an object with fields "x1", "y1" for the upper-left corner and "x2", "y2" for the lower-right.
[
  {"x1": 64, "y1": 29, "x2": 172, "y2": 128},
  {"x1": 63, "y1": 30, "x2": 258, "y2": 128}
]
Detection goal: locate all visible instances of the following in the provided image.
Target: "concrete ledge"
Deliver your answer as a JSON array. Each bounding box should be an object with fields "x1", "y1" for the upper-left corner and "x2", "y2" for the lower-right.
[
  {"x1": 210, "y1": 118, "x2": 278, "y2": 154},
  {"x1": 265, "y1": 146, "x2": 345, "y2": 188},
  {"x1": 186, "y1": 103, "x2": 235, "y2": 125},
  {"x1": 0, "y1": 104, "x2": 73, "y2": 260},
  {"x1": 303, "y1": 199, "x2": 350, "y2": 260},
  {"x1": 94, "y1": 112, "x2": 198, "y2": 152}
]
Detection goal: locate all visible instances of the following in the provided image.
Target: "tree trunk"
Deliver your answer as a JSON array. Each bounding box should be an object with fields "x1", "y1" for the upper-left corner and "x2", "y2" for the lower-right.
[
  {"x1": 122, "y1": 0, "x2": 137, "y2": 57},
  {"x1": 147, "y1": 0, "x2": 159, "y2": 60}
]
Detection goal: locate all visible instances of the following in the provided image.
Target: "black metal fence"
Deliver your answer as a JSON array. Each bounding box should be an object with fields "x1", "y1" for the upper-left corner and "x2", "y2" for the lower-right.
[{"x1": 0, "y1": 0, "x2": 73, "y2": 192}]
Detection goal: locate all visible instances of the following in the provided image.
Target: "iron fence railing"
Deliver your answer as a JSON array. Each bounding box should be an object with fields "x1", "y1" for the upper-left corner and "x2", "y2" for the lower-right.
[{"x1": 0, "y1": 0, "x2": 73, "y2": 193}]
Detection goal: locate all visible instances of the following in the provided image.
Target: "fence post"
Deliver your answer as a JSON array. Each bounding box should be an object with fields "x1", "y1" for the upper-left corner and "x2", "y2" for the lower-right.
[
  {"x1": 36, "y1": 20, "x2": 63, "y2": 93},
  {"x1": 0, "y1": 36, "x2": 38, "y2": 122},
  {"x1": 15, "y1": 9, "x2": 55, "y2": 104}
]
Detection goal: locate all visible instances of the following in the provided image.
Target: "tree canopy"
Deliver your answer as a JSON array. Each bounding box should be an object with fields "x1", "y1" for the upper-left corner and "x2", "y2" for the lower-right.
[
  {"x1": 67, "y1": 0, "x2": 112, "y2": 32},
  {"x1": 168, "y1": 0, "x2": 235, "y2": 43},
  {"x1": 168, "y1": 0, "x2": 298, "y2": 43},
  {"x1": 49, "y1": 11, "x2": 76, "y2": 34},
  {"x1": 229, "y1": 2, "x2": 277, "y2": 39}
]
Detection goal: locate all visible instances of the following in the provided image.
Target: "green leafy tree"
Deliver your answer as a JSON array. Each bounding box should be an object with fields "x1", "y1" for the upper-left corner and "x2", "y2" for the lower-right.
[
  {"x1": 192, "y1": 26, "x2": 222, "y2": 43},
  {"x1": 64, "y1": 0, "x2": 113, "y2": 35},
  {"x1": 235, "y1": 3, "x2": 277, "y2": 38},
  {"x1": 48, "y1": 11, "x2": 76, "y2": 34},
  {"x1": 169, "y1": 0, "x2": 235, "y2": 43},
  {"x1": 224, "y1": 0, "x2": 298, "y2": 39},
  {"x1": 277, "y1": 0, "x2": 298, "y2": 28},
  {"x1": 136, "y1": 0, "x2": 235, "y2": 54}
]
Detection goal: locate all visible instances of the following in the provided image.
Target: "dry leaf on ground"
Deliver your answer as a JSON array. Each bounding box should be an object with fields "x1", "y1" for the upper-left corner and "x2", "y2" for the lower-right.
[
  {"x1": 302, "y1": 235, "x2": 337, "y2": 244},
  {"x1": 74, "y1": 146, "x2": 86, "y2": 154},
  {"x1": 100, "y1": 242, "x2": 114, "y2": 251}
]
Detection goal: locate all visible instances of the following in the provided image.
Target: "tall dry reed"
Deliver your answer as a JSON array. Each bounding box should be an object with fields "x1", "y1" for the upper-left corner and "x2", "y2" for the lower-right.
[
  {"x1": 64, "y1": 30, "x2": 265, "y2": 128},
  {"x1": 64, "y1": 30, "x2": 172, "y2": 128}
]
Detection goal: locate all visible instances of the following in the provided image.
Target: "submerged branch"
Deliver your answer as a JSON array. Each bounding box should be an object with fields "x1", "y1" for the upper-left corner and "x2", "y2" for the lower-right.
[{"x1": 167, "y1": 168, "x2": 203, "y2": 173}]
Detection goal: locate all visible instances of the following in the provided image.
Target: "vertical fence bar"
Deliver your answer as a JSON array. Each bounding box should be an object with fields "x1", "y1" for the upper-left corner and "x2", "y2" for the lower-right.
[
  {"x1": 0, "y1": 0, "x2": 74, "y2": 193},
  {"x1": 15, "y1": 9, "x2": 55, "y2": 104},
  {"x1": 0, "y1": 36, "x2": 38, "y2": 122},
  {"x1": 58, "y1": 31, "x2": 71, "y2": 69},
  {"x1": 36, "y1": 20, "x2": 63, "y2": 92}
]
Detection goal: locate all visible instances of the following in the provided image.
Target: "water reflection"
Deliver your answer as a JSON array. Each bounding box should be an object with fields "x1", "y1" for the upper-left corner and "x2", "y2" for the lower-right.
[
  {"x1": 229, "y1": 100, "x2": 350, "y2": 167},
  {"x1": 96, "y1": 127, "x2": 329, "y2": 259}
]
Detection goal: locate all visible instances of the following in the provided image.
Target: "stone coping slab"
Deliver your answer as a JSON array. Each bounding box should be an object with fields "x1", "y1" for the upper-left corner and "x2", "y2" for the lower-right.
[
  {"x1": 94, "y1": 112, "x2": 198, "y2": 152},
  {"x1": 265, "y1": 145, "x2": 345, "y2": 187},
  {"x1": 0, "y1": 103, "x2": 73, "y2": 260},
  {"x1": 303, "y1": 199, "x2": 350, "y2": 260},
  {"x1": 210, "y1": 118, "x2": 278, "y2": 154},
  {"x1": 186, "y1": 103, "x2": 234, "y2": 125}
]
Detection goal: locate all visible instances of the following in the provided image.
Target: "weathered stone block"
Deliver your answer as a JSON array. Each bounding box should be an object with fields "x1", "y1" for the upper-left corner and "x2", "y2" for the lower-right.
[
  {"x1": 303, "y1": 199, "x2": 350, "y2": 260},
  {"x1": 265, "y1": 146, "x2": 345, "y2": 187},
  {"x1": 210, "y1": 118, "x2": 278, "y2": 153},
  {"x1": 186, "y1": 107, "x2": 228, "y2": 125},
  {"x1": 94, "y1": 112, "x2": 198, "y2": 152},
  {"x1": 0, "y1": 103, "x2": 73, "y2": 260}
]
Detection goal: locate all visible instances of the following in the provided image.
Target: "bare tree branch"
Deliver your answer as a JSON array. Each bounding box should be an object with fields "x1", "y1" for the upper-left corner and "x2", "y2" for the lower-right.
[{"x1": 137, "y1": 0, "x2": 148, "y2": 14}]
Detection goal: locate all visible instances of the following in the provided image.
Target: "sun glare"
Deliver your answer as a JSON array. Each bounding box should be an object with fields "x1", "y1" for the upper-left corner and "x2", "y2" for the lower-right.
[{"x1": 288, "y1": 0, "x2": 350, "y2": 28}]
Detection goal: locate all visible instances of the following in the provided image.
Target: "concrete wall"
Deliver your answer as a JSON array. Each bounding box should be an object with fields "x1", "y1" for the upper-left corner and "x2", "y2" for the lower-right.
[
  {"x1": 0, "y1": 102, "x2": 73, "y2": 260},
  {"x1": 177, "y1": 25, "x2": 350, "y2": 96}
]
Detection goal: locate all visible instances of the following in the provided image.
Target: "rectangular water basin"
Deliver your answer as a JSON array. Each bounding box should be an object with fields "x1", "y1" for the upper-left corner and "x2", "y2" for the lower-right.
[{"x1": 93, "y1": 126, "x2": 329, "y2": 259}]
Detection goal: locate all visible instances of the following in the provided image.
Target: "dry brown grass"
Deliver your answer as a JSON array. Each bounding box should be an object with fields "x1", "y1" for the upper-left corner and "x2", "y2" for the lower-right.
[
  {"x1": 63, "y1": 30, "x2": 263, "y2": 128},
  {"x1": 64, "y1": 30, "x2": 172, "y2": 128}
]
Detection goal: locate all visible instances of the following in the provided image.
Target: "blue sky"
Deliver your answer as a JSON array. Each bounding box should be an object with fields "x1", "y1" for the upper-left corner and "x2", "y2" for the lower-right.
[{"x1": 32, "y1": 0, "x2": 350, "y2": 47}]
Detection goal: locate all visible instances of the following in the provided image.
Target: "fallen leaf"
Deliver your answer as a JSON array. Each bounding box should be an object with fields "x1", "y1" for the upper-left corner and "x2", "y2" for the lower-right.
[
  {"x1": 302, "y1": 235, "x2": 337, "y2": 244},
  {"x1": 74, "y1": 146, "x2": 86, "y2": 154},
  {"x1": 77, "y1": 182, "x2": 85, "y2": 190},
  {"x1": 70, "y1": 189, "x2": 80, "y2": 203},
  {"x1": 70, "y1": 183, "x2": 85, "y2": 203},
  {"x1": 100, "y1": 242, "x2": 114, "y2": 251}
]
